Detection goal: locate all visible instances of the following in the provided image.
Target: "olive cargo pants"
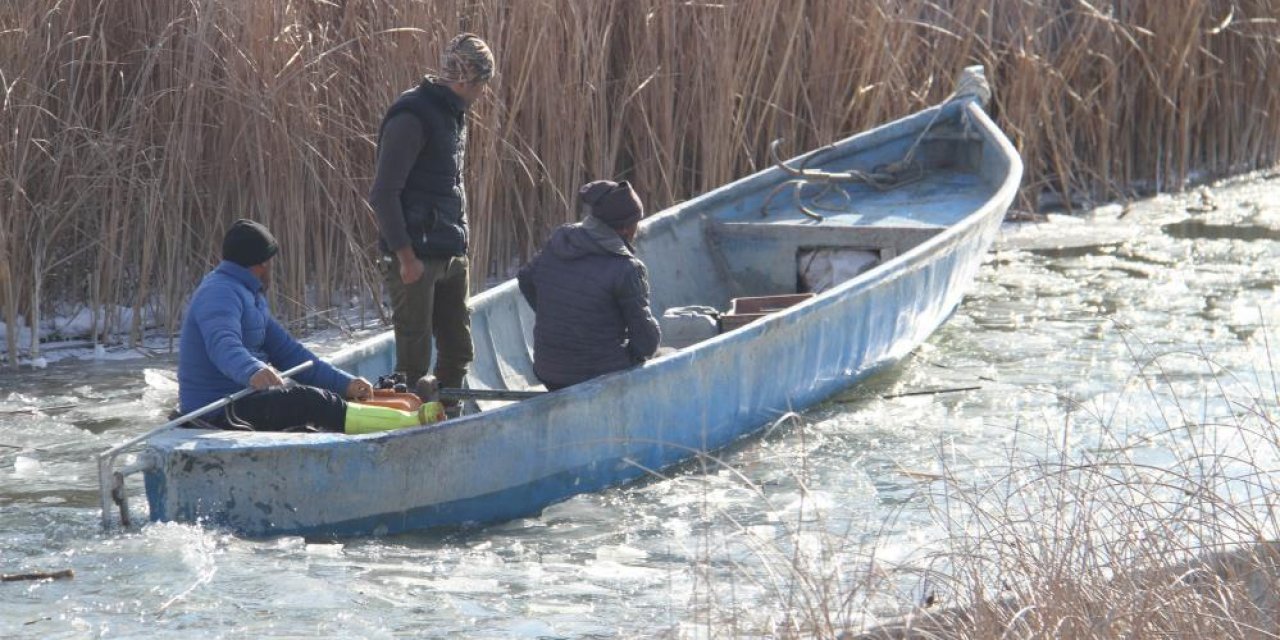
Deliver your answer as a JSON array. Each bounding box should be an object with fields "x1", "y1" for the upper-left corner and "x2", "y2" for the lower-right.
[{"x1": 385, "y1": 254, "x2": 474, "y2": 394}]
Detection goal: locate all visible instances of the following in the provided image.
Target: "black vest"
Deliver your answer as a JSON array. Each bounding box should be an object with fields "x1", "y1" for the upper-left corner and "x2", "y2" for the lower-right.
[{"x1": 378, "y1": 81, "x2": 468, "y2": 257}]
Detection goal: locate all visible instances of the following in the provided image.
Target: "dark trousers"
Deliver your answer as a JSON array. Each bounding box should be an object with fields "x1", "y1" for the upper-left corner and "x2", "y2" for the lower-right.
[
  {"x1": 212, "y1": 386, "x2": 348, "y2": 432},
  {"x1": 385, "y1": 254, "x2": 474, "y2": 392}
]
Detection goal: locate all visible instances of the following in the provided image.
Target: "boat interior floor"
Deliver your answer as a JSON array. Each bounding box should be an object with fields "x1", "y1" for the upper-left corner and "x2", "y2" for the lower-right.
[
  {"x1": 463, "y1": 168, "x2": 995, "y2": 409},
  {"x1": 675, "y1": 168, "x2": 990, "y2": 308}
]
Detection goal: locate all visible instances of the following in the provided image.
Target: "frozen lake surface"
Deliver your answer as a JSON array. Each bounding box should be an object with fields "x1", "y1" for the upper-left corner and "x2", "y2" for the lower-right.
[{"x1": 2, "y1": 173, "x2": 1279, "y2": 637}]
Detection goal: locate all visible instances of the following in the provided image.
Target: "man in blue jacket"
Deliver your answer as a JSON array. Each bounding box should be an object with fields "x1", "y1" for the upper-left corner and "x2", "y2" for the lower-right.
[
  {"x1": 517, "y1": 181, "x2": 661, "y2": 390},
  {"x1": 178, "y1": 219, "x2": 439, "y2": 434}
]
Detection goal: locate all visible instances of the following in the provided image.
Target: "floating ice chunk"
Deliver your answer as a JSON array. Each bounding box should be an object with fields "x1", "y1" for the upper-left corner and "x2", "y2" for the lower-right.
[
  {"x1": 432, "y1": 576, "x2": 499, "y2": 594},
  {"x1": 505, "y1": 620, "x2": 560, "y2": 636},
  {"x1": 594, "y1": 544, "x2": 648, "y2": 563},
  {"x1": 1092, "y1": 203, "x2": 1124, "y2": 218},
  {"x1": 13, "y1": 455, "x2": 41, "y2": 476},
  {"x1": 143, "y1": 368, "x2": 179, "y2": 392},
  {"x1": 582, "y1": 560, "x2": 664, "y2": 582},
  {"x1": 304, "y1": 542, "x2": 345, "y2": 556},
  {"x1": 272, "y1": 536, "x2": 306, "y2": 551}
]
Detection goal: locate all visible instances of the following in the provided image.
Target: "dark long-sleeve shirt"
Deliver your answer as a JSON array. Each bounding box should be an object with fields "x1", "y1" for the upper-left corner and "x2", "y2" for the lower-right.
[{"x1": 368, "y1": 113, "x2": 425, "y2": 254}]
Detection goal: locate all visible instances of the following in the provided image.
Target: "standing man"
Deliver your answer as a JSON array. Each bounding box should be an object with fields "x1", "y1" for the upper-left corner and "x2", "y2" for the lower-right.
[
  {"x1": 517, "y1": 180, "x2": 662, "y2": 390},
  {"x1": 369, "y1": 33, "x2": 495, "y2": 416},
  {"x1": 179, "y1": 219, "x2": 443, "y2": 434}
]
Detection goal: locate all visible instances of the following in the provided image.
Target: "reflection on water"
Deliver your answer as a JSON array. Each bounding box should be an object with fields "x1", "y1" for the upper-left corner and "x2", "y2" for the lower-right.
[{"x1": 3, "y1": 173, "x2": 1280, "y2": 637}]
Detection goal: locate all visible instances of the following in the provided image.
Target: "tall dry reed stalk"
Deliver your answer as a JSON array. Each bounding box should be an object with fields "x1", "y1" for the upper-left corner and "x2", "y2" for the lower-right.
[{"x1": 2, "y1": 0, "x2": 1279, "y2": 362}]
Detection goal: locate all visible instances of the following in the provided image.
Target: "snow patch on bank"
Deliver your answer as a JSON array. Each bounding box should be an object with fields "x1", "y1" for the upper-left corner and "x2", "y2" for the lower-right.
[
  {"x1": 0, "y1": 303, "x2": 386, "y2": 369},
  {"x1": 0, "y1": 304, "x2": 167, "y2": 368}
]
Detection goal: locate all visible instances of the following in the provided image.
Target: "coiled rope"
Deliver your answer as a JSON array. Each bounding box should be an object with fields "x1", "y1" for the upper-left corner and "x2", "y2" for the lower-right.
[{"x1": 762, "y1": 66, "x2": 991, "y2": 222}]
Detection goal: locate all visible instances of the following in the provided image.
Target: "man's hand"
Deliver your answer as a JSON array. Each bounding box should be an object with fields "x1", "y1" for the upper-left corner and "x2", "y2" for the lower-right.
[
  {"x1": 346, "y1": 377, "x2": 374, "y2": 401},
  {"x1": 249, "y1": 366, "x2": 285, "y2": 390},
  {"x1": 400, "y1": 257, "x2": 425, "y2": 285},
  {"x1": 397, "y1": 247, "x2": 425, "y2": 285}
]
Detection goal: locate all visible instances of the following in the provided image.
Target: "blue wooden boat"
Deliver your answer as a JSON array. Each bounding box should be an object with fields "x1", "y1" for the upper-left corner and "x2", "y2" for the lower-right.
[{"x1": 117, "y1": 68, "x2": 1021, "y2": 538}]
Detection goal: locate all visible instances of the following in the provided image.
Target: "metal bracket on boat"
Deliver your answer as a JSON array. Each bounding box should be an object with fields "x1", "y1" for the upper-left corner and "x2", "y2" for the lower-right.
[
  {"x1": 97, "y1": 434, "x2": 159, "y2": 532},
  {"x1": 106, "y1": 451, "x2": 158, "y2": 528}
]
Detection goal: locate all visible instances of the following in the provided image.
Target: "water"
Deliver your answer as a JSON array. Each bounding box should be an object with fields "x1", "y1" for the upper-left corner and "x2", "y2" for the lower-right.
[{"x1": 3, "y1": 172, "x2": 1280, "y2": 638}]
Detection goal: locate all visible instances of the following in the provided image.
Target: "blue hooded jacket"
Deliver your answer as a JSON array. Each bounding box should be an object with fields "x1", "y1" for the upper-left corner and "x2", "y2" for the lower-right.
[{"x1": 178, "y1": 261, "x2": 354, "y2": 415}]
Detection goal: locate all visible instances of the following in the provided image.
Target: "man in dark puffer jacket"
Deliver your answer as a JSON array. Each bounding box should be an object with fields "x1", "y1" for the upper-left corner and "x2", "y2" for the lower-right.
[{"x1": 517, "y1": 181, "x2": 662, "y2": 390}]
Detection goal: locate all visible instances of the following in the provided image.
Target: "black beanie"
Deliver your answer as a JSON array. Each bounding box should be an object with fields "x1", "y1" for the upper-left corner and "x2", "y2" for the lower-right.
[
  {"x1": 579, "y1": 180, "x2": 643, "y2": 229},
  {"x1": 222, "y1": 219, "x2": 279, "y2": 267}
]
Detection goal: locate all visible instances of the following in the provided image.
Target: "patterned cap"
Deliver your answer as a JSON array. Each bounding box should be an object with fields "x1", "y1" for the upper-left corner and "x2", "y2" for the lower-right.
[{"x1": 439, "y1": 33, "x2": 494, "y2": 84}]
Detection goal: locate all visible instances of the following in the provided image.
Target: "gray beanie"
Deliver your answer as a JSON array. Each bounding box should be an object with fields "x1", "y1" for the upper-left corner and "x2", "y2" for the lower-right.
[{"x1": 579, "y1": 180, "x2": 643, "y2": 229}]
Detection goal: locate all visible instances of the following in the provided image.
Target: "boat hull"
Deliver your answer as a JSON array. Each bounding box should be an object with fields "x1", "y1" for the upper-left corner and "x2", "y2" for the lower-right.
[{"x1": 143, "y1": 99, "x2": 1021, "y2": 537}]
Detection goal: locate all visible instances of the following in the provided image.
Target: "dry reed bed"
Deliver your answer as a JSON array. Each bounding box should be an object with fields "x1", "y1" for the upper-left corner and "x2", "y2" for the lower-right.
[{"x1": 2, "y1": 0, "x2": 1279, "y2": 361}]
